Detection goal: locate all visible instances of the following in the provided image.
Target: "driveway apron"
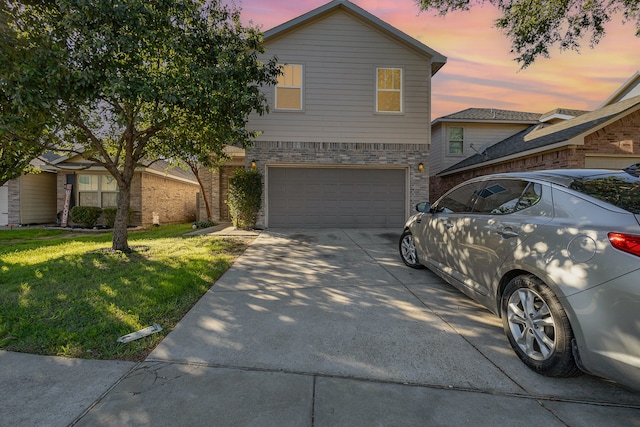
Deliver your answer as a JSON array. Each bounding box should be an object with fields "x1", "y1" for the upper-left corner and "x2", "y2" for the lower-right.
[{"x1": 75, "y1": 229, "x2": 640, "y2": 426}]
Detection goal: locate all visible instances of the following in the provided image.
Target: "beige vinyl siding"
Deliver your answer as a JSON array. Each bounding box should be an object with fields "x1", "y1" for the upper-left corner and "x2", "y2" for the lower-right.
[
  {"x1": 584, "y1": 155, "x2": 640, "y2": 169},
  {"x1": 249, "y1": 10, "x2": 431, "y2": 145},
  {"x1": 19, "y1": 172, "x2": 57, "y2": 224},
  {"x1": 0, "y1": 183, "x2": 8, "y2": 225},
  {"x1": 438, "y1": 123, "x2": 532, "y2": 174},
  {"x1": 429, "y1": 123, "x2": 443, "y2": 176}
]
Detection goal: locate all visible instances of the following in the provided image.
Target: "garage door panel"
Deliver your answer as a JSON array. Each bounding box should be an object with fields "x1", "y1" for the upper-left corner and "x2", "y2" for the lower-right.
[{"x1": 268, "y1": 167, "x2": 406, "y2": 228}]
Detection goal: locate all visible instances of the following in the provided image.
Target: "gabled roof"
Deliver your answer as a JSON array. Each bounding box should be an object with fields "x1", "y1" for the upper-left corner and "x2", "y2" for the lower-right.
[
  {"x1": 263, "y1": 0, "x2": 447, "y2": 76},
  {"x1": 41, "y1": 152, "x2": 197, "y2": 183},
  {"x1": 432, "y1": 108, "x2": 541, "y2": 125},
  {"x1": 599, "y1": 71, "x2": 640, "y2": 108},
  {"x1": 438, "y1": 94, "x2": 640, "y2": 176},
  {"x1": 539, "y1": 108, "x2": 590, "y2": 123}
]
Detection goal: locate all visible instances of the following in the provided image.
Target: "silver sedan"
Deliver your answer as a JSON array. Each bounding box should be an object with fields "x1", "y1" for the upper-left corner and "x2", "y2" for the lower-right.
[{"x1": 399, "y1": 169, "x2": 640, "y2": 391}]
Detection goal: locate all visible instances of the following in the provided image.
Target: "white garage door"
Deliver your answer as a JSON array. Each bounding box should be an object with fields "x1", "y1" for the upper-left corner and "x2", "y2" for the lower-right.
[
  {"x1": 268, "y1": 167, "x2": 406, "y2": 228},
  {"x1": 0, "y1": 184, "x2": 8, "y2": 226}
]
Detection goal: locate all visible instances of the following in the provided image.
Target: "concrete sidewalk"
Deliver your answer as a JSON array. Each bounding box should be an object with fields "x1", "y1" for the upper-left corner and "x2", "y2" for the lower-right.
[{"x1": 2, "y1": 229, "x2": 639, "y2": 426}]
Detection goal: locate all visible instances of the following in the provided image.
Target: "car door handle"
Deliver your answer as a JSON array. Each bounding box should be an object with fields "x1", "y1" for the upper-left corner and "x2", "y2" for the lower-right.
[{"x1": 497, "y1": 228, "x2": 519, "y2": 238}]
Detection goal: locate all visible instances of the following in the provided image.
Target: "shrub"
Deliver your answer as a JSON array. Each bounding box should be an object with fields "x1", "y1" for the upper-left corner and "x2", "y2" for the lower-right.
[
  {"x1": 226, "y1": 168, "x2": 262, "y2": 230},
  {"x1": 70, "y1": 206, "x2": 102, "y2": 228},
  {"x1": 193, "y1": 220, "x2": 216, "y2": 229},
  {"x1": 103, "y1": 207, "x2": 133, "y2": 228}
]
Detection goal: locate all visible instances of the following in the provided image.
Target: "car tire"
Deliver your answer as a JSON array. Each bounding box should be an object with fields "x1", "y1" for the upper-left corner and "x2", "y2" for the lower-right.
[
  {"x1": 501, "y1": 275, "x2": 582, "y2": 377},
  {"x1": 399, "y1": 230, "x2": 424, "y2": 269}
]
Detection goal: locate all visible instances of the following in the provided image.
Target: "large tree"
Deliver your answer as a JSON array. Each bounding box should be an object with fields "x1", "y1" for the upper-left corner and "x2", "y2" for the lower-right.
[
  {"x1": 416, "y1": 0, "x2": 640, "y2": 68},
  {"x1": 2, "y1": 0, "x2": 279, "y2": 251},
  {"x1": 0, "y1": 1, "x2": 59, "y2": 186}
]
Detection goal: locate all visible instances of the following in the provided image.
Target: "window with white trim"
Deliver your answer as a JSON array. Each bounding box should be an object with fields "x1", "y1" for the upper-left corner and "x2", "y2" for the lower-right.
[
  {"x1": 448, "y1": 126, "x2": 464, "y2": 155},
  {"x1": 376, "y1": 68, "x2": 402, "y2": 113},
  {"x1": 275, "y1": 64, "x2": 302, "y2": 110},
  {"x1": 77, "y1": 174, "x2": 119, "y2": 208}
]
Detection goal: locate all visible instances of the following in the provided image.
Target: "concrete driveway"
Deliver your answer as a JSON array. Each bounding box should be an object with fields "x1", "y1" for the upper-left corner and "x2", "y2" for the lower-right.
[{"x1": 4, "y1": 228, "x2": 638, "y2": 426}]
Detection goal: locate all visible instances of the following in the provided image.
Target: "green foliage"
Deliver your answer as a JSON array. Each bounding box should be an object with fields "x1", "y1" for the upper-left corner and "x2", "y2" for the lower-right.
[
  {"x1": 570, "y1": 176, "x2": 640, "y2": 214},
  {"x1": 227, "y1": 169, "x2": 262, "y2": 229},
  {"x1": 416, "y1": 0, "x2": 640, "y2": 68},
  {"x1": 103, "y1": 208, "x2": 133, "y2": 228},
  {"x1": 70, "y1": 206, "x2": 103, "y2": 228},
  {"x1": 193, "y1": 220, "x2": 216, "y2": 229},
  {"x1": 1, "y1": 0, "x2": 280, "y2": 251}
]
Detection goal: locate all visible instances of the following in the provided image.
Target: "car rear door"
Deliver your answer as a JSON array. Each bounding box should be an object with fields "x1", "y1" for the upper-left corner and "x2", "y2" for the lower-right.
[{"x1": 444, "y1": 179, "x2": 552, "y2": 297}]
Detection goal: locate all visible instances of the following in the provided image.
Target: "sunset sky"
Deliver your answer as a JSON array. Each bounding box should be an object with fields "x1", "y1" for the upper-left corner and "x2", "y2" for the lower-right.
[{"x1": 229, "y1": 0, "x2": 640, "y2": 120}]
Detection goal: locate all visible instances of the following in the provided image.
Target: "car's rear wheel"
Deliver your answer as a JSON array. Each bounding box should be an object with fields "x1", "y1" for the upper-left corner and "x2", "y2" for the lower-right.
[
  {"x1": 501, "y1": 275, "x2": 582, "y2": 377},
  {"x1": 399, "y1": 230, "x2": 423, "y2": 269}
]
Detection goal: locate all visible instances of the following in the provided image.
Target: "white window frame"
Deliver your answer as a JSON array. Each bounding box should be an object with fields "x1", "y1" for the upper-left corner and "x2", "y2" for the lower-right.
[
  {"x1": 275, "y1": 64, "x2": 303, "y2": 111},
  {"x1": 375, "y1": 67, "x2": 403, "y2": 113},
  {"x1": 77, "y1": 174, "x2": 119, "y2": 208},
  {"x1": 448, "y1": 126, "x2": 464, "y2": 156}
]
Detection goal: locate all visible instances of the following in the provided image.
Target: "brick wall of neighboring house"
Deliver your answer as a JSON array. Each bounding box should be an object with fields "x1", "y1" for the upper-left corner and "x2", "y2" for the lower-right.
[
  {"x1": 56, "y1": 171, "x2": 198, "y2": 227},
  {"x1": 7, "y1": 178, "x2": 20, "y2": 224},
  {"x1": 430, "y1": 113, "x2": 640, "y2": 200},
  {"x1": 137, "y1": 172, "x2": 199, "y2": 226},
  {"x1": 248, "y1": 141, "x2": 429, "y2": 227},
  {"x1": 580, "y1": 110, "x2": 640, "y2": 156}
]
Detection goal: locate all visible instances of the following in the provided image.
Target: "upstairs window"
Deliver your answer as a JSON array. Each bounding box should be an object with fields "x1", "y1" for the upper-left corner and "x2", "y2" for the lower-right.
[
  {"x1": 376, "y1": 68, "x2": 402, "y2": 113},
  {"x1": 275, "y1": 64, "x2": 302, "y2": 110},
  {"x1": 78, "y1": 174, "x2": 119, "y2": 208},
  {"x1": 448, "y1": 126, "x2": 464, "y2": 155}
]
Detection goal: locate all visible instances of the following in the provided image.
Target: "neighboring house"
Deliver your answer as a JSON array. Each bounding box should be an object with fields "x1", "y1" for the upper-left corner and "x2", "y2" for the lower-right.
[
  {"x1": 0, "y1": 153, "x2": 200, "y2": 228},
  {"x1": 43, "y1": 154, "x2": 200, "y2": 227},
  {"x1": 599, "y1": 71, "x2": 640, "y2": 107},
  {"x1": 0, "y1": 153, "x2": 59, "y2": 226},
  {"x1": 431, "y1": 94, "x2": 640, "y2": 198},
  {"x1": 199, "y1": 0, "x2": 446, "y2": 228},
  {"x1": 430, "y1": 108, "x2": 542, "y2": 200}
]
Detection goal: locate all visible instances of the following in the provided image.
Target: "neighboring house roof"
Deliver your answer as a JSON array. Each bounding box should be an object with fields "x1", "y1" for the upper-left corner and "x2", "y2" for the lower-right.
[
  {"x1": 432, "y1": 108, "x2": 541, "y2": 125},
  {"x1": 41, "y1": 153, "x2": 197, "y2": 183},
  {"x1": 438, "y1": 94, "x2": 640, "y2": 176},
  {"x1": 599, "y1": 71, "x2": 640, "y2": 108},
  {"x1": 263, "y1": 0, "x2": 447, "y2": 76},
  {"x1": 539, "y1": 108, "x2": 590, "y2": 123}
]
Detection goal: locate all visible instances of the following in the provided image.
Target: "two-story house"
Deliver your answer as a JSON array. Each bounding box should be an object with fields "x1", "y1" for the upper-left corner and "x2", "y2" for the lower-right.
[
  {"x1": 198, "y1": 0, "x2": 446, "y2": 228},
  {"x1": 429, "y1": 108, "x2": 542, "y2": 200}
]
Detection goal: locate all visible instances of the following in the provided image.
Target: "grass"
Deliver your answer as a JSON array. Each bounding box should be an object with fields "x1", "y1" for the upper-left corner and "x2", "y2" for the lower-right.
[{"x1": 0, "y1": 224, "x2": 252, "y2": 361}]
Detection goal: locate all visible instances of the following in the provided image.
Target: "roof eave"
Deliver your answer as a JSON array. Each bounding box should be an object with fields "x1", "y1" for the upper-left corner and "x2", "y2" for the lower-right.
[
  {"x1": 431, "y1": 118, "x2": 540, "y2": 126},
  {"x1": 263, "y1": 0, "x2": 447, "y2": 76}
]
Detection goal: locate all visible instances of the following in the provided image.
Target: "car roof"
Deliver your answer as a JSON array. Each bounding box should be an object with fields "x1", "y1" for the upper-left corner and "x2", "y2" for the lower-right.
[{"x1": 474, "y1": 169, "x2": 633, "y2": 188}]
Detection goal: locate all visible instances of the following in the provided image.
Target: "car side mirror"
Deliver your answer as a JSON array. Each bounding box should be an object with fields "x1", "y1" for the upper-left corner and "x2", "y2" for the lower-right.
[{"x1": 415, "y1": 202, "x2": 430, "y2": 213}]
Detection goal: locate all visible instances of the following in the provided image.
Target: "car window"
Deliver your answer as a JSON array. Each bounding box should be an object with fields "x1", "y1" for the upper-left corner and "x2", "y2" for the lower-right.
[
  {"x1": 472, "y1": 179, "x2": 530, "y2": 214},
  {"x1": 515, "y1": 182, "x2": 542, "y2": 211},
  {"x1": 468, "y1": 180, "x2": 542, "y2": 215},
  {"x1": 434, "y1": 181, "x2": 480, "y2": 213},
  {"x1": 569, "y1": 174, "x2": 640, "y2": 214}
]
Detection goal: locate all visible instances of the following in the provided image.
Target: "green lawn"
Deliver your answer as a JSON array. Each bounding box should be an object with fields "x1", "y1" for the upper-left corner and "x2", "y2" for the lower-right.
[{"x1": 0, "y1": 224, "x2": 252, "y2": 361}]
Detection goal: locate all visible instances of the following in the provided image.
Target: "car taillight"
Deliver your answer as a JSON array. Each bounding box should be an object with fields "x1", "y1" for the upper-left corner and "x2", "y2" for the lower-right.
[{"x1": 608, "y1": 232, "x2": 640, "y2": 257}]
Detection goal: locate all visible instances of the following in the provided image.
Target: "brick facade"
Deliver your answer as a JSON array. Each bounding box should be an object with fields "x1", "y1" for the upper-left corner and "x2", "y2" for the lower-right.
[
  {"x1": 56, "y1": 171, "x2": 199, "y2": 227},
  {"x1": 196, "y1": 157, "x2": 244, "y2": 223},
  {"x1": 136, "y1": 173, "x2": 199, "y2": 226},
  {"x1": 430, "y1": 112, "x2": 640, "y2": 201},
  {"x1": 7, "y1": 178, "x2": 20, "y2": 225},
  {"x1": 248, "y1": 141, "x2": 429, "y2": 228}
]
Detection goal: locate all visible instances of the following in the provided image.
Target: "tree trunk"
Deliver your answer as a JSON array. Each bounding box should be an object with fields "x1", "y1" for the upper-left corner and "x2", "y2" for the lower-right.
[
  {"x1": 190, "y1": 164, "x2": 212, "y2": 222},
  {"x1": 112, "y1": 182, "x2": 131, "y2": 252}
]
